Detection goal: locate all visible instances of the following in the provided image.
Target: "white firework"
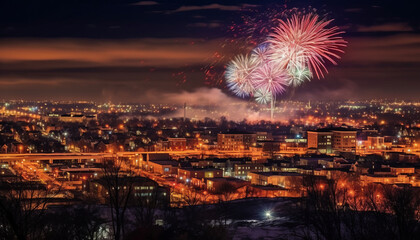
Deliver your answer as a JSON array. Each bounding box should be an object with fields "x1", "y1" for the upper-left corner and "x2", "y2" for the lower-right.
[
  {"x1": 225, "y1": 54, "x2": 259, "y2": 97},
  {"x1": 254, "y1": 87, "x2": 272, "y2": 104}
]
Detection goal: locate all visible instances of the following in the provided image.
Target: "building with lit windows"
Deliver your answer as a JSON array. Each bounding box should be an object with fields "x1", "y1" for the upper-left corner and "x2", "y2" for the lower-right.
[
  {"x1": 146, "y1": 160, "x2": 179, "y2": 176},
  {"x1": 307, "y1": 128, "x2": 357, "y2": 154},
  {"x1": 177, "y1": 167, "x2": 223, "y2": 183},
  {"x1": 307, "y1": 130, "x2": 333, "y2": 154},
  {"x1": 217, "y1": 131, "x2": 257, "y2": 151},
  {"x1": 234, "y1": 163, "x2": 264, "y2": 180},
  {"x1": 88, "y1": 176, "x2": 169, "y2": 204}
]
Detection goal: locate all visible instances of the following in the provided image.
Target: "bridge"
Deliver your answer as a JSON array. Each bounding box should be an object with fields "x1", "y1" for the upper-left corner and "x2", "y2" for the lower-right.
[{"x1": 0, "y1": 149, "x2": 304, "y2": 164}]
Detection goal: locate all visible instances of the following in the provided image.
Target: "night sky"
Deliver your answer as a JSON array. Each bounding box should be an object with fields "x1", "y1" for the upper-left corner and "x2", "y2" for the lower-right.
[{"x1": 0, "y1": 0, "x2": 419, "y2": 102}]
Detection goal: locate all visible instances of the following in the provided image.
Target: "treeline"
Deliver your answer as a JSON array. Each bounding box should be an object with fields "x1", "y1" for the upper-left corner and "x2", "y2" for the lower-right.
[{"x1": 287, "y1": 175, "x2": 420, "y2": 240}]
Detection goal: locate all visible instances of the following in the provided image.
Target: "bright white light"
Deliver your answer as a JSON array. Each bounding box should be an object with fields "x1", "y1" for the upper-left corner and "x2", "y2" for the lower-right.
[{"x1": 265, "y1": 210, "x2": 272, "y2": 218}]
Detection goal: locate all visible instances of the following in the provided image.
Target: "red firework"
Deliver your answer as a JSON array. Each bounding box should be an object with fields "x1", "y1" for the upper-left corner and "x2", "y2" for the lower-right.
[{"x1": 268, "y1": 14, "x2": 347, "y2": 79}]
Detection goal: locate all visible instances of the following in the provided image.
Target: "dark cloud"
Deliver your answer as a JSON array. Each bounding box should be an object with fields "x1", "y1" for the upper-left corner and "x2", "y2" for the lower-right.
[
  {"x1": 0, "y1": 38, "x2": 224, "y2": 67},
  {"x1": 131, "y1": 1, "x2": 159, "y2": 6},
  {"x1": 357, "y1": 23, "x2": 413, "y2": 32},
  {"x1": 167, "y1": 3, "x2": 256, "y2": 14}
]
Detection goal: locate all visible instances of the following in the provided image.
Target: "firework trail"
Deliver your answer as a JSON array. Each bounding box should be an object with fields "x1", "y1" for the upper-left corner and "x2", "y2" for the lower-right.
[{"x1": 268, "y1": 13, "x2": 347, "y2": 79}]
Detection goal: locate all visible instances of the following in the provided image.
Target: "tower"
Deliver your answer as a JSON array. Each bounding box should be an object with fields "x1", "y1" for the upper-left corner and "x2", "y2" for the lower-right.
[{"x1": 183, "y1": 102, "x2": 186, "y2": 121}]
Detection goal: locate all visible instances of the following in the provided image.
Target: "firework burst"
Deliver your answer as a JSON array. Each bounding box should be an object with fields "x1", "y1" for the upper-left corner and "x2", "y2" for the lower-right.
[
  {"x1": 251, "y1": 62, "x2": 289, "y2": 96},
  {"x1": 225, "y1": 54, "x2": 259, "y2": 97},
  {"x1": 254, "y1": 87, "x2": 273, "y2": 104},
  {"x1": 268, "y1": 13, "x2": 347, "y2": 79},
  {"x1": 288, "y1": 65, "x2": 312, "y2": 87},
  {"x1": 251, "y1": 42, "x2": 271, "y2": 65},
  {"x1": 222, "y1": 11, "x2": 346, "y2": 120}
]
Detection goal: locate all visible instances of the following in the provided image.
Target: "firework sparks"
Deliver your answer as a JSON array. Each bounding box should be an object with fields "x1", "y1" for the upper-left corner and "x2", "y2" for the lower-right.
[
  {"x1": 222, "y1": 11, "x2": 346, "y2": 121},
  {"x1": 254, "y1": 87, "x2": 273, "y2": 104},
  {"x1": 288, "y1": 65, "x2": 312, "y2": 87},
  {"x1": 251, "y1": 61, "x2": 289, "y2": 96},
  {"x1": 268, "y1": 13, "x2": 347, "y2": 79},
  {"x1": 225, "y1": 54, "x2": 259, "y2": 97},
  {"x1": 251, "y1": 42, "x2": 271, "y2": 65}
]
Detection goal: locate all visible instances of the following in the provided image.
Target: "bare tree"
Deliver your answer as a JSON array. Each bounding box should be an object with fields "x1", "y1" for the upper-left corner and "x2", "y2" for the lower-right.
[
  {"x1": 132, "y1": 184, "x2": 167, "y2": 227},
  {"x1": 101, "y1": 158, "x2": 134, "y2": 240},
  {"x1": 43, "y1": 205, "x2": 108, "y2": 240},
  {"x1": 213, "y1": 182, "x2": 238, "y2": 227},
  {"x1": 0, "y1": 179, "x2": 56, "y2": 240},
  {"x1": 383, "y1": 185, "x2": 420, "y2": 240},
  {"x1": 291, "y1": 175, "x2": 420, "y2": 240}
]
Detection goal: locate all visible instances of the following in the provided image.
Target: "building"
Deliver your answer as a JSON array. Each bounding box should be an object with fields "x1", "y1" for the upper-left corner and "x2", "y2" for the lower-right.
[
  {"x1": 0, "y1": 165, "x2": 17, "y2": 181},
  {"x1": 89, "y1": 176, "x2": 169, "y2": 204},
  {"x1": 307, "y1": 128, "x2": 357, "y2": 154},
  {"x1": 384, "y1": 152, "x2": 419, "y2": 163},
  {"x1": 217, "y1": 132, "x2": 257, "y2": 151},
  {"x1": 190, "y1": 159, "x2": 213, "y2": 168},
  {"x1": 146, "y1": 160, "x2": 179, "y2": 176},
  {"x1": 205, "y1": 177, "x2": 249, "y2": 191},
  {"x1": 333, "y1": 130, "x2": 357, "y2": 152},
  {"x1": 212, "y1": 158, "x2": 245, "y2": 177},
  {"x1": 59, "y1": 113, "x2": 97, "y2": 123},
  {"x1": 167, "y1": 138, "x2": 187, "y2": 151},
  {"x1": 367, "y1": 136, "x2": 386, "y2": 149},
  {"x1": 390, "y1": 166, "x2": 416, "y2": 175},
  {"x1": 256, "y1": 132, "x2": 273, "y2": 141},
  {"x1": 62, "y1": 168, "x2": 102, "y2": 181},
  {"x1": 177, "y1": 167, "x2": 223, "y2": 182},
  {"x1": 234, "y1": 163, "x2": 264, "y2": 179},
  {"x1": 307, "y1": 131, "x2": 333, "y2": 154},
  {"x1": 248, "y1": 172, "x2": 303, "y2": 189}
]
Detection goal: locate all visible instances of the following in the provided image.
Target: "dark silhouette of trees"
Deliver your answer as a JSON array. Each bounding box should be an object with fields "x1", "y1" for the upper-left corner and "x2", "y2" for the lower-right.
[
  {"x1": 0, "y1": 180, "x2": 53, "y2": 240},
  {"x1": 43, "y1": 205, "x2": 108, "y2": 240},
  {"x1": 101, "y1": 159, "x2": 134, "y2": 240},
  {"x1": 291, "y1": 175, "x2": 420, "y2": 240}
]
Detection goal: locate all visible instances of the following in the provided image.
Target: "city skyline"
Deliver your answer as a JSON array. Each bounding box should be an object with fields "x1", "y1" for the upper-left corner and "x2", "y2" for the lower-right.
[{"x1": 1, "y1": 2, "x2": 420, "y2": 240}]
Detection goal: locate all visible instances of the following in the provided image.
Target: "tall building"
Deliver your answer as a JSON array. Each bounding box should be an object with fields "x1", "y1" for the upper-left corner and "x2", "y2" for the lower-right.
[
  {"x1": 307, "y1": 131, "x2": 333, "y2": 154},
  {"x1": 332, "y1": 130, "x2": 357, "y2": 152},
  {"x1": 367, "y1": 136, "x2": 386, "y2": 149},
  {"x1": 307, "y1": 128, "x2": 357, "y2": 154},
  {"x1": 217, "y1": 131, "x2": 257, "y2": 151}
]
